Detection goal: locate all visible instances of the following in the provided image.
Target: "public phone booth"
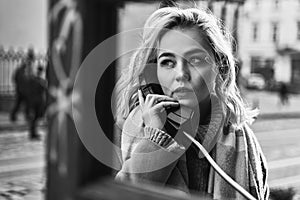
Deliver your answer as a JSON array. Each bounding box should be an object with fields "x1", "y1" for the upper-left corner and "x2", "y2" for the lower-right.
[{"x1": 46, "y1": 0, "x2": 244, "y2": 199}]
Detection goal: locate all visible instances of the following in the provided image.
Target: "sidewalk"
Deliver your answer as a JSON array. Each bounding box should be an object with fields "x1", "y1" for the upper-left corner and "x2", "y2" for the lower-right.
[
  {"x1": 243, "y1": 90, "x2": 300, "y2": 120},
  {"x1": 0, "y1": 112, "x2": 46, "y2": 132}
]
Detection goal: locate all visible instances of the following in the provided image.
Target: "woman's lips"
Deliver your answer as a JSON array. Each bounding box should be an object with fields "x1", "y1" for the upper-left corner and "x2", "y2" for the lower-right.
[{"x1": 172, "y1": 87, "x2": 194, "y2": 98}]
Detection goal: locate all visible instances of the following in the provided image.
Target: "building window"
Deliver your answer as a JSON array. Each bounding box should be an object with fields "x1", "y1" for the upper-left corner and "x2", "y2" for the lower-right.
[
  {"x1": 274, "y1": 0, "x2": 279, "y2": 9},
  {"x1": 252, "y1": 23, "x2": 258, "y2": 42},
  {"x1": 272, "y1": 22, "x2": 279, "y2": 43},
  {"x1": 297, "y1": 21, "x2": 300, "y2": 40},
  {"x1": 251, "y1": 57, "x2": 275, "y2": 81},
  {"x1": 251, "y1": 56, "x2": 261, "y2": 73},
  {"x1": 292, "y1": 58, "x2": 300, "y2": 85}
]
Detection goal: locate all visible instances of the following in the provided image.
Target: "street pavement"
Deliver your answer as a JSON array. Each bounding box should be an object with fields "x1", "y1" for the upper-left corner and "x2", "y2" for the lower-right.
[
  {"x1": 0, "y1": 128, "x2": 46, "y2": 200},
  {"x1": 0, "y1": 90, "x2": 299, "y2": 199},
  {"x1": 252, "y1": 119, "x2": 300, "y2": 192}
]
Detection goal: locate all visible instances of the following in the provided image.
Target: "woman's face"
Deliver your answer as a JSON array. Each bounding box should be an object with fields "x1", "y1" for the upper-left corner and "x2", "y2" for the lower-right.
[{"x1": 157, "y1": 27, "x2": 216, "y2": 108}]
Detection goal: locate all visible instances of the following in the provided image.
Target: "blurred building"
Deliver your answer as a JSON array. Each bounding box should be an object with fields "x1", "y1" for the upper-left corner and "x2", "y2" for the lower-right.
[{"x1": 239, "y1": 0, "x2": 300, "y2": 92}]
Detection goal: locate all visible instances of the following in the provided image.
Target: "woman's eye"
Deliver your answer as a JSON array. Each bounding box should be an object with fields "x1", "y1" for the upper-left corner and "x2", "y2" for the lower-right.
[
  {"x1": 189, "y1": 56, "x2": 211, "y2": 67},
  {"x1": 189, "y1": 57, "x2": 201, "y2": 66},
  {"x1": 159, "y1": 59, "x2": 175, "y2": 68}
]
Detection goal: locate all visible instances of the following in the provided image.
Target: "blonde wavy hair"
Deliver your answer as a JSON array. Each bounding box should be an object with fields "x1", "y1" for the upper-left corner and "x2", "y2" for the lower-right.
[{"x1": 115, "y1": 6, "x2": 256, "y2": 126}]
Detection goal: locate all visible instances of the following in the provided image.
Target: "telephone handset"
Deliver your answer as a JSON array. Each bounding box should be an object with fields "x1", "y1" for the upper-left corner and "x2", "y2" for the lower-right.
[
  {"x1": 139, "y1": 82, "x2": 194, "y2": 135},
  {"x1": 139, "y1": 83, "x2": 193, "y2": 121},
  {"x1": 138, "y1": 62, "x2": 194, "y2": 135}
]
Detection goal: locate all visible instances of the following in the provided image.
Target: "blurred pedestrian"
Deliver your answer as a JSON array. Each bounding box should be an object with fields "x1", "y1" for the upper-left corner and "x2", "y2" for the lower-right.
[
  {"x1": 278, "y1": 82, "x2": 289, "y2": 106},
  {"x1": 10, "y1": 48, "x2": 35, "y2": 122},
  {"x1": 26, "y1": 65, "x2": 48, "y2": 140},
  {"x1": 10, "y1": 48, "x2": 48, "y2": 140}
]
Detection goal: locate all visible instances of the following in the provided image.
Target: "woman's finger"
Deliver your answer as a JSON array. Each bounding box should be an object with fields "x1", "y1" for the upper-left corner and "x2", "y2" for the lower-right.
[
  {"x1": 146, "y1": 94, "x2": 178, "y2": 105},
  {"x1": 153, "y1": 101, "x2": 180, "y2": 111},
  {"x1": 138, "y1": 89, "x2": 145, "y2": 107}
]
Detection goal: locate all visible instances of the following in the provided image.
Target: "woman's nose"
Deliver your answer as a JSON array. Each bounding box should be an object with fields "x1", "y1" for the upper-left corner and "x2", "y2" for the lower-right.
[{"x1": 175, "y1": 60, "x2": 190, "y2": 82}]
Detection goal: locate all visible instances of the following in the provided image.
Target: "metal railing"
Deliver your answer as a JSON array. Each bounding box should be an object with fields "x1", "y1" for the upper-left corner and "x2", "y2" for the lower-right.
[{"x1": 0, "y1": 47, "x2": 47, "y2": 95}]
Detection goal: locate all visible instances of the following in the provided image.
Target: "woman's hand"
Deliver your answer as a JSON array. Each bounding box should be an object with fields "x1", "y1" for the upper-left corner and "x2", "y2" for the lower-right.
[{"x1": 138, "y1": 90, "x2": 179, "y2": 129}]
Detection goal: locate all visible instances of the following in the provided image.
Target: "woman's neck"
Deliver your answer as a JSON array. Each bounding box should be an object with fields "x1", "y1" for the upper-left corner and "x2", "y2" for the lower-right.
[{"x1": 197, "y1": 96, "x2": 212, "y2": 125}]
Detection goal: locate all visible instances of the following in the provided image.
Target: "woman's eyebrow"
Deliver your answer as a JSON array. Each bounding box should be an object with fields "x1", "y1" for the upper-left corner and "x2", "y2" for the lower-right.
[
  {"x1": 158, "y1": 52, "x2": 175, "y2": 59},
  {"x1": 185, "y1": 48, "x2": 208, "y2": 56}
]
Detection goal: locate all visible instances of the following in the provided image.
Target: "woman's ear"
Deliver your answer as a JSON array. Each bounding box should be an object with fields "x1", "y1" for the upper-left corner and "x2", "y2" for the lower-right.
[{"x1": 215, "y1": 54, "x2": 229, "y2": 78}]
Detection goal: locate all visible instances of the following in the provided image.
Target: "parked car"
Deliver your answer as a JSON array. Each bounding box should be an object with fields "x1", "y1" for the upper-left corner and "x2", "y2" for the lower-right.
[{"x1": 246, "y1": 73, "x2": 266, "y2": 90}]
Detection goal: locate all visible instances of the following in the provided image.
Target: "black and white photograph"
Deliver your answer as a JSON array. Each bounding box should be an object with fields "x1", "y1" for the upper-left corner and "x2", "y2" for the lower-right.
[{"x1": 0, "y1": 0, "x2": 300, "y2": 199}]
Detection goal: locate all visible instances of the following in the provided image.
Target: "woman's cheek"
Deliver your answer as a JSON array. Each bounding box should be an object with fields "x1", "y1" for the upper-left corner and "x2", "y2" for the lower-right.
[
  {"x1": 161, "y1": 86, "x2": 172, "y2": 96},
  {"x1": 205, "y1": 69, "x2": 217, "y2": 93},
  {"x1": 195, "y1": 68, "x2": 216, "y2": 94}
]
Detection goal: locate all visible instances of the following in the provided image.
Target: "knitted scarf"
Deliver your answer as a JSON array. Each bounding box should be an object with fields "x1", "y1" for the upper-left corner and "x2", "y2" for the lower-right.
[{"x1": 195, "y1": 95, "x2": 269, "y2": 200}]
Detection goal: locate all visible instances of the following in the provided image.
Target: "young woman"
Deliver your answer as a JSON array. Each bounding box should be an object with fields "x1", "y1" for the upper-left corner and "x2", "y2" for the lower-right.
[{"x1": 114, "y1": 5, "x2": 269, "y2": 200}]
